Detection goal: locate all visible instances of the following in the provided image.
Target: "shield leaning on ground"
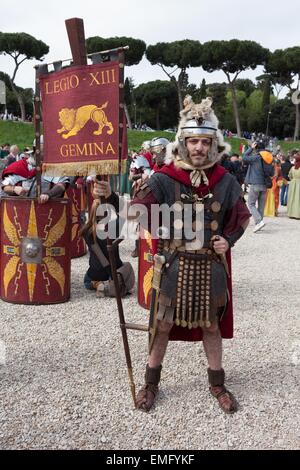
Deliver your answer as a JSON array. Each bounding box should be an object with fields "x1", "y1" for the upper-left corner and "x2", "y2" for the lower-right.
[{"x1": 0, "y1": 197, "x2": 71, "y2": 304}]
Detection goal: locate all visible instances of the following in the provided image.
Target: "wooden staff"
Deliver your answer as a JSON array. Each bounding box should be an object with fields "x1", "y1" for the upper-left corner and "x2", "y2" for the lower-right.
[
  {"x1": 64, "y1": 18, "x2": 139, "y2": 408},
  {"x1": 33, "y1": 67, "x2": 42, "y2": 199},
  {"x1": 106, "y1": 49, "x2": 138, "y2": 407},
  {"x1": 107, "y1": 240, "x2": 137, "y2": 407}
]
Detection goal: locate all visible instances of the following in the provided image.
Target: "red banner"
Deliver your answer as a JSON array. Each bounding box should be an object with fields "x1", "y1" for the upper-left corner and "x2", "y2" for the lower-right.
[{"x1": 39, "y1": 62, "x2": 127, "y2": 176}]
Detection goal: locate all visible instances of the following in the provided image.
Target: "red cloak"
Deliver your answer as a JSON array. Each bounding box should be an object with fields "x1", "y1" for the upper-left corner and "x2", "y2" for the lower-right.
[
  {"x1": 2, "y1": 159, "x2": 37, "y2": 180},
  {"x1": 158, "y1": 162, "x2": 227, "y2": 197}
]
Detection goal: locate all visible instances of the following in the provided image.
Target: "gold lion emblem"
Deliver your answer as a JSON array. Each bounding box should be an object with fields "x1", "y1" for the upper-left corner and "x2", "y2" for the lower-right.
[{"x1": 57, "y1": 102, "x2": 114, "y2": 139}]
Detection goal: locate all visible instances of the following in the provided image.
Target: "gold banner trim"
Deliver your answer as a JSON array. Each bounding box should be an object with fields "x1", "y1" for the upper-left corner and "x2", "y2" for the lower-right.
[{"x1": 42, "y1": 159, "x2": 127, "y2": 177}]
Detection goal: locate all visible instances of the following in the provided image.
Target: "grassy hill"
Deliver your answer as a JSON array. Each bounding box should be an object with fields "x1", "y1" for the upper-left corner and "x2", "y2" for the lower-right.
[
  {"x1": 0, "y1": 121, "x2": 36, "y2": 150},
  {"x1": 0, "y1": 120, "x2": 299, "y2": 155}
]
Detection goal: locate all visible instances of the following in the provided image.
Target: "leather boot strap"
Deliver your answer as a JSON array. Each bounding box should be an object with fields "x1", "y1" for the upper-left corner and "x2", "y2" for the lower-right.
[
  {"x1": 207, "y1": 367, "x2": 225, "y2": 387},
  {"x1": 145, "y1": 364, "x2": 162, "y2": 385}
]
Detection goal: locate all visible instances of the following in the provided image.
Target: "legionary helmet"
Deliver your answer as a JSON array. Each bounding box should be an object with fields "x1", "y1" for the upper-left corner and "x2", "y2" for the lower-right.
[
  {"x1": 131, "y1": 154, "x2": 151, "y2": 170},
  {"x1": 165, "y1": 96, "x2": 230, "y2": 171},
  {"x1": 180, "y1": 118, "x2": 218, "y2": 140},
  {"x1": 150, "y1": 137, "x2": 170, "y2": 154},
  {"x1": 150, "y1": 137, "x2": 170, "y2": 166}
]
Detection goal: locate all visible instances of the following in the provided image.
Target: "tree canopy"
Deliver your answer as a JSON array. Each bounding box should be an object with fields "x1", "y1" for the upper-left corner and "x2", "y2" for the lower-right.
[
  {"x1": 206, "y1": 82, "x2": 228, "y2": 126},
  {"x1": 201, "y1": 39, "x2": 269, "y2": 136},
  {"x1": 266, "y1": 49, "x2": 294, "y2": 88},
  {"x1": 267, "y1": 47, "x2": 300, "y2": 139},
  {"x1": 269, "y1": 97, "x2": 295, "y2": 139},
  {"x1": 0, "y1": 32, "x2": 49, "y2": 120},
  {"x1": 146, "y1": 40, "x2": 202, "y2": 69},
  {"x1": 86, "y1": 36, "x2": 146, "y2": 66},
  {"x1": 0, "y1": 71, "x2": 33, "y2": 117},
  {"x1": 134, "y1": 80, "x2": 178, "y2": 129},
  {"x1": 201, "y1": 39, "x2": 269, "y2": 76},
  {"x1": 235, "y1": 78, "x2": 256, "y2": 97},
  {"x1": 0, "y1": 32, "x2": 49, "y2": 80},
  {"x1": 146, "y1": 40, "x2": 202, "y2": 110},
  {"x1": 0, "y1": 71, "x2": 12, "y2": 90}
]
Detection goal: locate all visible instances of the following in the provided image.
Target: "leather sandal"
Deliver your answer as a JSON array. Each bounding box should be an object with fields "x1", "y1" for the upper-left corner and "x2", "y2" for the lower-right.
[
  {"x1": 207, "y1": 367, "x2": 238, "y2": 414},
  {"x1": 136, "y1": 384, "x2": 159, "y2": 412},
  {"x1": 209, "y1": 385, "x2": 238, "y2": 414},
  {"x1": 136, "y1": 364, "x2": 162, "y2": 412}
]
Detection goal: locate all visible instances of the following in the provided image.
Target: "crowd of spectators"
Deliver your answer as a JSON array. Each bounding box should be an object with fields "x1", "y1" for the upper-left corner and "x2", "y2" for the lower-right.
[{"x1": 0, "y1": 113, "x2": 32, "y2": 122}]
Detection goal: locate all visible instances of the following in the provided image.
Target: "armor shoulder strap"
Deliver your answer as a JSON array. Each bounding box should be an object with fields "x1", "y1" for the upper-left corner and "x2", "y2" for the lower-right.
[
  {"x1": 135, "y1": 183, "x2": 152, "y2": 200},
  {"x1": 175, "y1": 181, "x2": 181, "y2": 202}
]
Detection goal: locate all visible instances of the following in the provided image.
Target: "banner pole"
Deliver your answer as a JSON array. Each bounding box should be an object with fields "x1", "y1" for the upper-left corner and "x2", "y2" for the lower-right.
[
  {"x1": 118, "y1": 51, "x2": 125, "y2": 194},
  {"x1": 34, "y1": 66, "x2": 42, "y2": 199},
  {"x1": 65, "y1": 18, "x2": 87, "y2": 66},
  {"x1": 64, "y1": 19, "x2": 136, "y2": 406},
  {"x1": 106, "y1": 49, "x2": 137, "y2": 407}
]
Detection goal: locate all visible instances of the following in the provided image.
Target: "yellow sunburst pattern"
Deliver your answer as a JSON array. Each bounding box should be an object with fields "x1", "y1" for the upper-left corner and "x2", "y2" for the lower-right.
[
  {"x1": 140, "y1": 229, "x2": 154, "y2": 308},
  {"x1": 3, "y1": 203, "x2": 19, "y2": 246},
  {"x1": 143, "y1": 266, "x2": 154, "y2": 305},
  {"x1": 3, "y1": 256, "x2": 20, "y2": 296},
  {"x1": 43, "y1": 207, "x2": 66, "y2": 247},
  {"x1": 43, "y1": 257, "x2": 65, "y2": 295},
  {"x1": 1, "y1": 200, "x2": 69, "y2": 302},
  {"x1": 65, "y1": 186, "x2": 86, "y2": 257}
]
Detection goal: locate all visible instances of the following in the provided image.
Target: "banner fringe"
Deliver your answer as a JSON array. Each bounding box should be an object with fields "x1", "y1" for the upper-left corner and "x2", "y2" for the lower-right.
[{"x1": 42, "y1": 160, "x2": 127, "y2": 177}]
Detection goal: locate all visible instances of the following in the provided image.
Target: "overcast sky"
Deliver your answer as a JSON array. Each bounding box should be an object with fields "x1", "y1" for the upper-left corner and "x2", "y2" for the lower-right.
[{"x1": 0, "y1": 0, "x2": 299, "y2": 92}]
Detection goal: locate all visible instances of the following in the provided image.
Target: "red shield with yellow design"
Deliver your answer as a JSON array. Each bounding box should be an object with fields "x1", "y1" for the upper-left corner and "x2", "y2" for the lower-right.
[
  {"x1": 138, "y1": 227, "x2": 154, "y2": 310},
  {"x1": 0, "y1": 198, "x2": 71, "y2": 304},
  {"x1": 65, "y1": 185, "x2": 87, "y2": 258}
]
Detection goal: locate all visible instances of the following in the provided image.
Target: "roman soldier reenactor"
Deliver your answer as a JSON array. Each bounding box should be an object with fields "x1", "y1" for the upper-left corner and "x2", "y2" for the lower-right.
[
  {"x1": 93, "y1": 96, "x2": 251, "y2": 414},
  {"x1": 1, "y1": 154, "x2": 69, "y2": 201}
]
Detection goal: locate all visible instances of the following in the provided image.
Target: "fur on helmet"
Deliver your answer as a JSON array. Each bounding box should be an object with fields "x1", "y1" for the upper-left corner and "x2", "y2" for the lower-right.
[{"x1": 165, "y1": 95, "x2": 231, "y2": 171}]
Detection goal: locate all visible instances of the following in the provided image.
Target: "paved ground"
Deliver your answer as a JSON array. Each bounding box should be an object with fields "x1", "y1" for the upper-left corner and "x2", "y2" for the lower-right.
[{"x1": 0, "y1": 206, "x2": 299, "y2": 450}]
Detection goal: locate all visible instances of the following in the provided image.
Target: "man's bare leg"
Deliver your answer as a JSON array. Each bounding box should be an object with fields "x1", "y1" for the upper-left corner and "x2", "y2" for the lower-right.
[
  {"x1": 148, "y1": 320, "x2": 173, "y2": 368},
  {"x1": 202, "y1": 321, "x2": 222, "y2": 370}
]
